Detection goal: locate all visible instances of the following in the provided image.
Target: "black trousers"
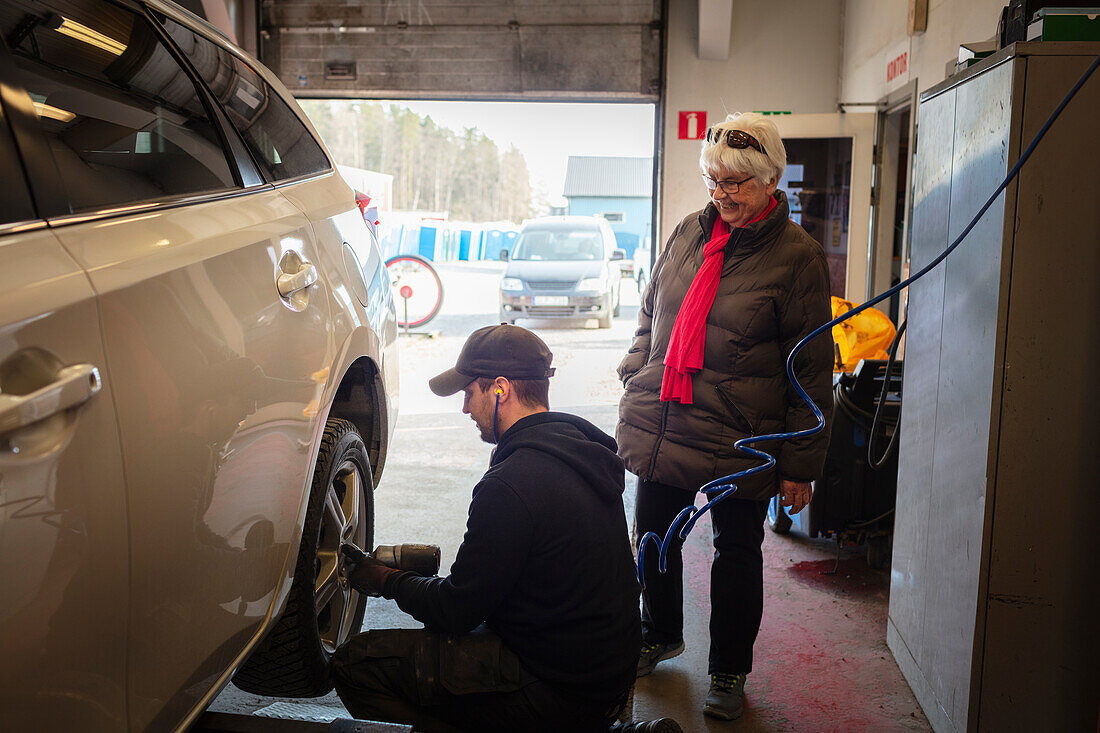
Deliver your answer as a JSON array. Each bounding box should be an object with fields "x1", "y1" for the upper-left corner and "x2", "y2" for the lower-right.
[
  {"x1": 330, "y1": 626, "x2": 624, "y2": 732},
  {"x1": 635, "y1": 479, "x2": 768, "y2": 675}
]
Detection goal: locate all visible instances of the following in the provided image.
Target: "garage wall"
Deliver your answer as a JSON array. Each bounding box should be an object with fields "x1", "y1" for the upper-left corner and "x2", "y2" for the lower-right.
[
  {"x1": 262, "y1": 0, "x2": 662, "y2": 99},
  {"x1": 839, "y1": 0, "x2": 1007, "y2": 104},
  {"x1": 660, "y1": 0, "x2": 843, "y2": 247},
  {"x1": 658, "y1": 0, "x2": 1010, "y2": 282}
]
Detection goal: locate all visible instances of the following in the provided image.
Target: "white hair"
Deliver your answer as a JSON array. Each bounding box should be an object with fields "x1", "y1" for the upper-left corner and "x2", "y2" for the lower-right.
[{"x1": 699, "y1": 112, "x2": 786, "y2": 185}]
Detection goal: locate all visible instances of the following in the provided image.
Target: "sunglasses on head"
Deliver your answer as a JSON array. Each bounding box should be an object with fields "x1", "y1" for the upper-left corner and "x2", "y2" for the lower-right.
[{"x1": 705, "y1": 127, "x2": 768, "y2": 156}]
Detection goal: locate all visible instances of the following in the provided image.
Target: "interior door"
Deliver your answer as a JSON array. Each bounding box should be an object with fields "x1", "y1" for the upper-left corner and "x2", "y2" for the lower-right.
[{"x1": 772, "y1": 113, "x2": 874, "y2": 302}]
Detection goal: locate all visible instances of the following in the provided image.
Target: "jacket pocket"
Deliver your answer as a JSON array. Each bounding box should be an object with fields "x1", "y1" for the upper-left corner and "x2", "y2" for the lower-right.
[{"x1": 715, "y1": 383, "x2": 755, "y2": 435}]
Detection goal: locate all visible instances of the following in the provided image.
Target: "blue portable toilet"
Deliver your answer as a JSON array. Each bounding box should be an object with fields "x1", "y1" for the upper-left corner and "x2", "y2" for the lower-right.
[
  {"x1": 381, "y1": 224, "x2": 408, "y2": 259},
  {"x1": 458, "y1": 229, "x2": 472, "y2": 261},
  {"x1": 484, "y1": 229, "x2": 504, "y2": 260},
  {"x1": 396, "y1": 224, "x2": 419, "y2": 256},
  {"x1": 440, "y1": 228, "x2": 457, "y2": 261},
  {"x1": 418, "y1": 226, "x2": 437, "y2": 260}
]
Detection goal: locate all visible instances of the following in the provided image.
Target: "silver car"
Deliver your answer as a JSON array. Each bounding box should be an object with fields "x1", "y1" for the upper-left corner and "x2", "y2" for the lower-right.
[
  {"x1": 0, "y1": 1, "x2": 398, "y2": 730},
  {"x1": 499, "y1": 216, "x2": 624, "y2": 329}
]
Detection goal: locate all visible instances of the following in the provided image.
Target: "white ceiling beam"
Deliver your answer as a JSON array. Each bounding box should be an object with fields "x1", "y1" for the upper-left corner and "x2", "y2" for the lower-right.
[{"x1": 698, "y1": 0, "x2": 733, "y2": 61}]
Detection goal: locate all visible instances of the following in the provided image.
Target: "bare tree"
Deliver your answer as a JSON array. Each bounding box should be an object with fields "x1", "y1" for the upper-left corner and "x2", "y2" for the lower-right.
[{"x1": 299, "y1": 100, "x2": 533, "y2": 223}]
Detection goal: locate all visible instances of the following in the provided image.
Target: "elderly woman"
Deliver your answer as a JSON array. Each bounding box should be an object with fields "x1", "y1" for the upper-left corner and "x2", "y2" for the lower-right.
[{"x1": 616, "y1": 112, "x2": 833, "y2": 720}]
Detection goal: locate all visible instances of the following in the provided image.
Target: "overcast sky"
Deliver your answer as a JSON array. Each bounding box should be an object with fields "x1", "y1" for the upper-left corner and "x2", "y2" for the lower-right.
[{"x1": 382, "y1": 101, "x2": 656, "y2": 205}]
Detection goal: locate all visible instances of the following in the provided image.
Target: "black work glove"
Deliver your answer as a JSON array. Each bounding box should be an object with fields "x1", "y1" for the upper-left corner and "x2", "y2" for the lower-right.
[{"x1": 341, "y1": 544, "x2": 399, "y2": 597}]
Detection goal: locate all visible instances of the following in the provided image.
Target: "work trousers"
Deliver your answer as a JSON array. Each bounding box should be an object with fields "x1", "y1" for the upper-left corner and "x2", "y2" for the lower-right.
[
  {"x1": 636, "y1": 479, "x2": 768, "y2": 675},
  {"x1": 330, "y1": 625, "x2": 624, "y2": 732}
]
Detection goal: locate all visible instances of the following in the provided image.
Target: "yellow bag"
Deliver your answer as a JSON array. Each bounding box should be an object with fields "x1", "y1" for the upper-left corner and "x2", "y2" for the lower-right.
[{"x1": 830, "y1": 296, "x2": 896, "y2": 372}]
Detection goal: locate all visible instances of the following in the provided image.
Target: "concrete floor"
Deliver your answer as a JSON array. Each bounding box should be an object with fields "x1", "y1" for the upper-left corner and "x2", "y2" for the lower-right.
[{"x1": 211, "y1": 262, "x2": 929, "y2": 731}]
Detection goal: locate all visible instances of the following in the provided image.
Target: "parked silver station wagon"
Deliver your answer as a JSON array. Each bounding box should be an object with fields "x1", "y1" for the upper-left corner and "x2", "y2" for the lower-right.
[
  {"x1": 499, "y1": 216, "x2": 624, "y2": 329},
  {"x1": 0, "y1": 1, "x2": 398, "y2": 730}
]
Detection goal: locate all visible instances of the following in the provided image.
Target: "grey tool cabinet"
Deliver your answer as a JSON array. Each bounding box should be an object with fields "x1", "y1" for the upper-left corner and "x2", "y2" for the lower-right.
[{"x1": 889, "y1": 42, "x2": 1100, "y2": 732}]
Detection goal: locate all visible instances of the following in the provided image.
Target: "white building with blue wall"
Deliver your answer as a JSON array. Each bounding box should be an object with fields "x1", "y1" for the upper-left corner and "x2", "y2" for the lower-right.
[{"x1": 562, "y1": 156, "x2": 653, "y2": 259}]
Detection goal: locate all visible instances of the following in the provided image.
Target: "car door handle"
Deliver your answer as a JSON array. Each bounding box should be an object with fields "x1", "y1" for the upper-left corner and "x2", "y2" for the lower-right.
[
  {"x1": 277, "y1": 260, "x2": 318, "y2": 298},
  {"x1": 0, "y1": 364, "x2": 102, "y2": 435}
]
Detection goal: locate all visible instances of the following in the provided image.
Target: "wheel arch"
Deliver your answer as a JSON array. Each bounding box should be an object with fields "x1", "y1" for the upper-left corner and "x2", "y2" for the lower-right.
[{"x1": 327, "y1": 355, "x2": 390, "y2": 486}]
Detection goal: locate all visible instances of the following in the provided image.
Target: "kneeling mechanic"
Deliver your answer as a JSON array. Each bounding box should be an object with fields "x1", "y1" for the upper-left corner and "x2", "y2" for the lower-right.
[{"x1": 332, "y1": 324, "x2": 670, "y2": 732}]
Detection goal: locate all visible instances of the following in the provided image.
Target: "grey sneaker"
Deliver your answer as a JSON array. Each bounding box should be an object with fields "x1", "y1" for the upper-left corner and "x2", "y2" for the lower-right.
[
  {"x1": 703, "y1": 672, "x2": 746, "y2": 720},
  {"x1": 636, "y1": 640, "x2": 685, "y2": 677}
]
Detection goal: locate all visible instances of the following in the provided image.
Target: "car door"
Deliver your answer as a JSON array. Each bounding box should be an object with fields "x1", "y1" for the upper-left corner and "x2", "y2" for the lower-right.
[
  {"x1": 0, "y1": 0, "x2": 336, "y2": 728},
  {"x1": 0, "y1": 72, "x2": 130, "y2": 730}
]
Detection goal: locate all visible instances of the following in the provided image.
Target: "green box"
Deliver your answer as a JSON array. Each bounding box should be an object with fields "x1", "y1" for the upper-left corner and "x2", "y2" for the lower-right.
[{"x1": 1027, "y1": 9, "x2": 1100, "y2": 42}]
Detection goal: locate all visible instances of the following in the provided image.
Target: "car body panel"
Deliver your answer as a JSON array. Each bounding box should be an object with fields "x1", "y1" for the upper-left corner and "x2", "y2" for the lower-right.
[
  {"x1": 0, "y1": 228, "x2": 130, "y2": 731},
  {"x1": 278, "y1": 172, "x2": 400, "y2": 459},
  {"x1": 50, "y1": 188, "x2": 334, "y2": 730},
  {"x1": 633, "y1": 241, "x2": 652, "y2": 292},
  {"x1": 0, "y1": 2, "x2": 398, "y2": 729}
]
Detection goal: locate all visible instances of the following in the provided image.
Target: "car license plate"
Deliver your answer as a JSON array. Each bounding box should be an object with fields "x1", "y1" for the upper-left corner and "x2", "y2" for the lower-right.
[{"x1": 532, "y1": 296, "x2": 568, "y2": 306}]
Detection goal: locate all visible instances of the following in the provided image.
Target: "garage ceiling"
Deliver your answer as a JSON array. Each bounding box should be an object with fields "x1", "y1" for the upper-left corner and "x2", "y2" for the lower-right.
[{"x1": 261, "y1": 0, "x2": 664, "y2": 100}]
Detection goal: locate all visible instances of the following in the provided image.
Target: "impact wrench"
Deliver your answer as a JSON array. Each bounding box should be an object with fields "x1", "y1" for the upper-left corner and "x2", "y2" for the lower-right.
[{"x1": 341, "y1": 541, "x2": 441, "y2": 596}]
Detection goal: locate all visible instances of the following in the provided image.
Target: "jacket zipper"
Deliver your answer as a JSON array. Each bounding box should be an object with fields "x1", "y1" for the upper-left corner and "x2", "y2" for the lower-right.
[
  {"x1": 715, "y1": 386, "x2": 755, "y2": 436},
  {"x1": 646, "y1": 401, "x2": 671, "y2": 479},
  {"x1": 644, "y1": 217, "x2": 751, "y2": 479}
]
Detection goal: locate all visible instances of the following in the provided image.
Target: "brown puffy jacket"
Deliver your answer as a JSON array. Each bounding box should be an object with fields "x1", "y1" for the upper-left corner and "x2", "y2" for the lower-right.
[{"x1": 616, "y1": 191, "x2": 833, "y2": 500}]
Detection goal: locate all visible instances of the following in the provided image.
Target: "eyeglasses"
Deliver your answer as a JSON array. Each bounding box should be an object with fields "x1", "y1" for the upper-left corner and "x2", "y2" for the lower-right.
[
  {"x1": 705, "y1": 127, "x2": 768, "y2": 156},
  {"x1": 702, "y1": 174, "x2": 754, "y2": 195}
]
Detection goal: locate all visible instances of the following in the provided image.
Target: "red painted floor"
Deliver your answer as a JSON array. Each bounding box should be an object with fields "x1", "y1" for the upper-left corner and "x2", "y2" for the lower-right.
[{"x1": 628, "y1": 502, "x2": 929, "y2": 732}]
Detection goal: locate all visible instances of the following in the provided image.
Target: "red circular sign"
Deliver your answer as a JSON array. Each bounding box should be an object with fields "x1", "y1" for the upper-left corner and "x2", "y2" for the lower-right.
[{"x1": 399, "y1": 285, "x2": 413, "y2": 299}]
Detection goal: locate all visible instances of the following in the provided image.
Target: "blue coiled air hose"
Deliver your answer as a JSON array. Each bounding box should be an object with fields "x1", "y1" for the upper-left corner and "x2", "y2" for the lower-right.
[{"x1": 637, "y1": 51, "x2": 1100, "y2": 586}]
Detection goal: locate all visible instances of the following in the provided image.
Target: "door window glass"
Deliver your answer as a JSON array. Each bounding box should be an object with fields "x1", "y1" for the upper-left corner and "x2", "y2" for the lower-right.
[
  {"x1": 779, "y1": 138, "x2": 853, "y2": 297},
  {"x1": 512, "y1": 226, "x2": 605, "y2": 261},
  {"x1": 0, "y1": 116, "x2": 36, "y2": 224},
  {"x1": 160, "y1": 17, "x2": 330, "y2": 182},
  {"x1": 0, "y1": 0, "x2": 237, "y2": 213}
]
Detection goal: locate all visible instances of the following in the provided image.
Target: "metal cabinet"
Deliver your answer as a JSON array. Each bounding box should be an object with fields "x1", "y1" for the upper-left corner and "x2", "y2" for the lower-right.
[{"x1": 889, "y1": 43, "x2": 1100, "y2": 732}]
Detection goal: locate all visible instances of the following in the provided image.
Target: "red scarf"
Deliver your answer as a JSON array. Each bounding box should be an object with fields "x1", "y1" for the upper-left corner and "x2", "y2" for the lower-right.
[{"x1": 661, "y1": 197, "x2": 777, "y2": 404}]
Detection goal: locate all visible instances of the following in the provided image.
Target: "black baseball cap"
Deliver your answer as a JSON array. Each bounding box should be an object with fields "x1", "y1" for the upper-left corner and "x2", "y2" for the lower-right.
[{"x1": 429, "y1": 324, "x2": 555, "y2": 396}]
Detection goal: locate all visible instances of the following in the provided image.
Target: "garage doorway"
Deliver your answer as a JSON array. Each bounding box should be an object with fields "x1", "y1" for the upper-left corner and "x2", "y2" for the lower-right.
[
  {"x1": 298, "y1": 99, "x2": 657, "y2": 265},
  {"x1": 868, "y1": 82, "x2": 918, "y2": 323}
]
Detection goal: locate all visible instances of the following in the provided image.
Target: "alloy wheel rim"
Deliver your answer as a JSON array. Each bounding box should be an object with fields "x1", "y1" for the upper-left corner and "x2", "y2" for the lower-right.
[{"x1": 315, "y1": 459, "x2": 363, "y2": 653}]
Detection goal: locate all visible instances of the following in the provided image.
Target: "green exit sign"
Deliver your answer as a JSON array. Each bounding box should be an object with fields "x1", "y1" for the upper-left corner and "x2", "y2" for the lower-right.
[{"x1": 753, "y1": 110, "x2": 792, "y2": 116}]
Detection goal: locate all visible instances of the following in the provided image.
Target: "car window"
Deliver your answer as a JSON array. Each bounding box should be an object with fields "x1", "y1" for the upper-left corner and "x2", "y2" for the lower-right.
[
  {"x1": 512, "y1": 228, "x2": 605, "y2": 261},
  {"x1": 0, "y1": 112, "x2": 36, "y2": 225},
  {"x1": 159, "y1": 17, "x2": 330, "y2": 182},
  {"x1": 0, "y1": 0, "x2": 237, "y2": 213}
]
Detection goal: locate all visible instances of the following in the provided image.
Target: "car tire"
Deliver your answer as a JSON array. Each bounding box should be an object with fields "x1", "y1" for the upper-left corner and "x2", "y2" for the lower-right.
[
  {"x1": 233, "y1": 418, "x2": 373, "y2": 696},
  {"x1": 598, "y1": 296, "x2": 613, "y2": 329}
]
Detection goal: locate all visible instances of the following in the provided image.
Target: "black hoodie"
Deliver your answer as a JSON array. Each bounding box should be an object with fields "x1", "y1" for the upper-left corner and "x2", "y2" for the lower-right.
[{"x1": 384, "y1": 411, "x2": 641, "y2": 702}]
